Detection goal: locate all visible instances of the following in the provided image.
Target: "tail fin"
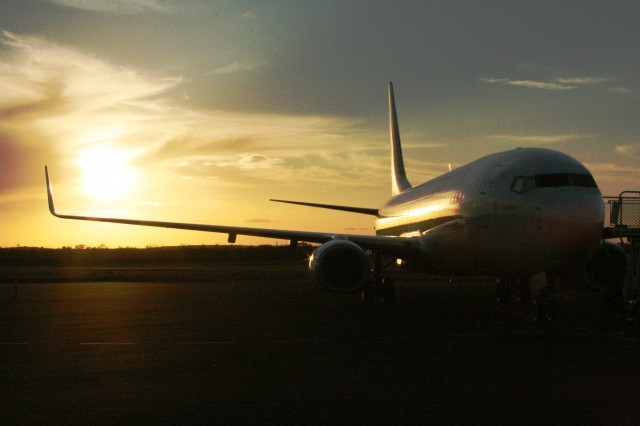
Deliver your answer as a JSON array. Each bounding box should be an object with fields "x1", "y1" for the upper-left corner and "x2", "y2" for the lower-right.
[{"x1": 388, "y1": 82, "x2": 411, "y2": 195}]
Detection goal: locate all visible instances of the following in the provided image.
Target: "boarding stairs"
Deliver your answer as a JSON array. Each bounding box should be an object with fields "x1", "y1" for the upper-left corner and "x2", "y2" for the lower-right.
[{"x1": 603, "y1": 191, "x2": 640, "y2": 302}]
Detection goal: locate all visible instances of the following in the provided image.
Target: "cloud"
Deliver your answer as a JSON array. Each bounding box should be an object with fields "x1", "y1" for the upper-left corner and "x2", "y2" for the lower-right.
[
  {"x1": 555, "y1": 76, "x2": 607, "y2": 85},
  {"x1": 0, "y1": 30, "x2": 388, "y2": 202},
  {"x1": 212, "y1": 154, "x2": 285, "y2": 170},
  {"x1": 238, "y1": 11, "x2": 258, "y2": 21},
  {"x1": 608, "y1": 86, "x2": 634, "y2": 95},
  {"x1": 0, "y1": 31, "x2": 180, "y2": 112},
  {"x1": 210, "y1": 61, "x2": 268, "y2": 76},
  {"x1": 479, "y1": 77, "x2": 575, "y2": 91},
  {"x1": 0, "y1": 30, "x2": 402, "y2": 250},
  {"x1": 0, "y1": 31, "x2": 183, "y2": 197},
  {"x1": 45, "y1": 0, "x2": 173, "y2": 14},
  {"x1": 479, "y1": 74, "x2": 606, "y2": 91},
  {"x1": 0, "y1": 29, "x2": 183, "y2": 190}
]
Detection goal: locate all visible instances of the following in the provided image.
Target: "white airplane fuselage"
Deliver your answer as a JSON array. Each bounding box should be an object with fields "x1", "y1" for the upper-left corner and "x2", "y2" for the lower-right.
[{"x1": 376, "y1": 147, "x2": 604, "y2": 277}]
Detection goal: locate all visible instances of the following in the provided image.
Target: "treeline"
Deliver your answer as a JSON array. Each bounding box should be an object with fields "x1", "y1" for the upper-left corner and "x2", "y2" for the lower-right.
[{"x1": 0, "y1": 244, "x2": 316, "y2": 268}]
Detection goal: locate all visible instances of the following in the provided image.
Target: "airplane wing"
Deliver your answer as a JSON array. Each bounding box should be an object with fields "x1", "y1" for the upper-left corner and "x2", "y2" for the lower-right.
[
  {"x1": 270, "y1": 199, "x2": 379, "y2": 216},
  {"x1": 45, "y1": 167, "x2": 422, "y2": 256}
]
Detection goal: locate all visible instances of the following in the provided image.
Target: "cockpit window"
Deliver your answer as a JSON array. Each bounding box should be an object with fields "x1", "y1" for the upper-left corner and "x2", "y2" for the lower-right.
[
  {"x1": 511, "y1": 176, "x2": 535, "y2": 194},
  {"x1": 511, "y1": 173, "x2": 597, "y2": 194},
  {"x1": 536, "y1": 174, "x2": 570, "y2": 188},
  {"x1": 568, "y1": 173, "x2": 597, "y2": 188},
  {"x1": 536, "y1": 173, "x2": 598, "y2": 188}
]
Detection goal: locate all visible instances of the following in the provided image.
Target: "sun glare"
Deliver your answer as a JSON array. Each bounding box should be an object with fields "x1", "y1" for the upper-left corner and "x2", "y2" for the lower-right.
[{"x1": 77, "y1": 145, "x2": 137, "y2": 200}]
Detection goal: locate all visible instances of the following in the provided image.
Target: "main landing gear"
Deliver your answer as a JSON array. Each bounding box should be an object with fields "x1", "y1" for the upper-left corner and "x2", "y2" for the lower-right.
[{"x1": 362, "y1": 251, "x2": 396, "y2": 304}]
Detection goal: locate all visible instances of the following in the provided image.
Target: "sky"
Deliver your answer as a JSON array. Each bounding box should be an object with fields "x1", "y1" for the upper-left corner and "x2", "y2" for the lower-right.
[{"x1": 1, "y1": 0, "x2": 639, "y2": 248}]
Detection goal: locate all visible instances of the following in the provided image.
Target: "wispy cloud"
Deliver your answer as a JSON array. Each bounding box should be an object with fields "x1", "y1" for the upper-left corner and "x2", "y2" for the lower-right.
[
  {"x1": 211, "y1": 154, "x2": 285, "y2": 170},
  {"x1": 479, "y1": 74, "x2": 607, "y2": 91},
  {"x1": 210, "y1": 61, "x2": 268, "y2": 76},
  {"x1": 0, "y1": 30, "x2": 387, "y2": 199},
  {"x1": 480, "y1": 77, "x2": 575, "y2": 91},
  {"x1": 0, "y1": 30, "x2": 394, "y2": 247},
  {"x1": 0, "y1": 31, "x2": 179, "y2": 110},
  {"x1": 608, "y1": 86, "x2": 634, "y2": 95},
  {"x1": 45, "y1": 0, "x2": 173, "y2": 14},
  {"x1": 0, "y1": 30, "x2": 181, "y2": 192},
  {"x1": 238, "y1": 10, "x2": 259, "y2": 21},
  {"x1": 555, "y1": 76, "x2": 607, "y2": 85}
]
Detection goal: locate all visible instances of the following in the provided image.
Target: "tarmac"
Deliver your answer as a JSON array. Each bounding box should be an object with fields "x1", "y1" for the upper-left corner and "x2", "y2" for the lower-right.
[{"x1": 1, "y1": 270, "x2": 639, "y2": 424}]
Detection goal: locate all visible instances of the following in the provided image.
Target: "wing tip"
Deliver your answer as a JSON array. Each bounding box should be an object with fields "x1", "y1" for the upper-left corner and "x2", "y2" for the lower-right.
[{"x1": 45, "y1": 165, "x2": 59, "y2": 217}]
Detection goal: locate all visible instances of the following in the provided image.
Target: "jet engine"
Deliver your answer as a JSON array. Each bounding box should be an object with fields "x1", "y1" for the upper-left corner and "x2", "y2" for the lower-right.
[
  {"x1": 584, "y1": 241, "x2": 628, "y2": 291},
  {"x1": 309, "y1": 240, "x2": 370, "y2": 293}
]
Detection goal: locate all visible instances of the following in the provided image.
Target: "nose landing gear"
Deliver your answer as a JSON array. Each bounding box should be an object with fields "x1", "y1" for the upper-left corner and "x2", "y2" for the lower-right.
[
  {"x1": 362, "y1": 251, "x2": 396, "y2": 304},
  {"x1": 496, "y1": 275, "x2": 558, "y2": 323}
]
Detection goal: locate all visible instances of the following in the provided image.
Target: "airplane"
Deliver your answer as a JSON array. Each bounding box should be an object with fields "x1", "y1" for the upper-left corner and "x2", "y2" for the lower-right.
[{"x1": 45, "y1": 82, "x2": 628, "y2": 309}]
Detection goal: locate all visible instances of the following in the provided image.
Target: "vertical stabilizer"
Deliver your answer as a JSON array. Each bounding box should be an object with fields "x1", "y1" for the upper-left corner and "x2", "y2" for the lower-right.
[{"x1": 388, "y1": 82, "x2": 412, "y2": 195}]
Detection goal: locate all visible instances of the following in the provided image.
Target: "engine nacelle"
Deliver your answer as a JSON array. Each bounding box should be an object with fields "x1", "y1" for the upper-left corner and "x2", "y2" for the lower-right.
[
  {"x1": 584, "y1": 241, "x2": 628, "y2": 291},
  {"x1": 309, "y1": 240, "x2": 370, "y2": 293}
]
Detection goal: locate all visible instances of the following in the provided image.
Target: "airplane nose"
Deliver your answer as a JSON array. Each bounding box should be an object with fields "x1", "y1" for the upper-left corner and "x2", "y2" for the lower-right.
[{"x1": 542, "y1": 190, "x2": 603, "y2": 254}]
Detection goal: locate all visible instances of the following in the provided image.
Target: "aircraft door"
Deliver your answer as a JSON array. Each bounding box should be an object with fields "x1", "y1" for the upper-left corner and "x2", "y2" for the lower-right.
[{"x1": 477, "y1": 165, "x2": 504, "y2": 228}]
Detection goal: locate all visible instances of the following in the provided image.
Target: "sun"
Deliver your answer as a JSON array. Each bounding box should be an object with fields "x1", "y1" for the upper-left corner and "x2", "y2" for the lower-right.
[{"x1": 77, "y1": 145, "x2": 137, "y2": 201}]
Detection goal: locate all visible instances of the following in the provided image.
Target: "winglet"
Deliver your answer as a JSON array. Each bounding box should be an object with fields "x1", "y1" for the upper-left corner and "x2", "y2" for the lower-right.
[
  {"x1": 388, "y1": 82, "x2": 412, "y2": 195},
  {"x1": 45, "y1": 166, "x2": 59, "y2": 217}
]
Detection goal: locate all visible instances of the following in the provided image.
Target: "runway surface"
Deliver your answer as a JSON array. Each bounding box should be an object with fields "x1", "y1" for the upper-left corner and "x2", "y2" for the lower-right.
[{"x1": 1, "y1": 273, "x2": 639, "y2": 424}]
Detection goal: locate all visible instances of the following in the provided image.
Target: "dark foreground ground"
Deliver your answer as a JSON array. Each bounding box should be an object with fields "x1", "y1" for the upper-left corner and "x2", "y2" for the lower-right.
[{"x1": 1, "y1": 267, "x2": 639, "y2": 424}]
